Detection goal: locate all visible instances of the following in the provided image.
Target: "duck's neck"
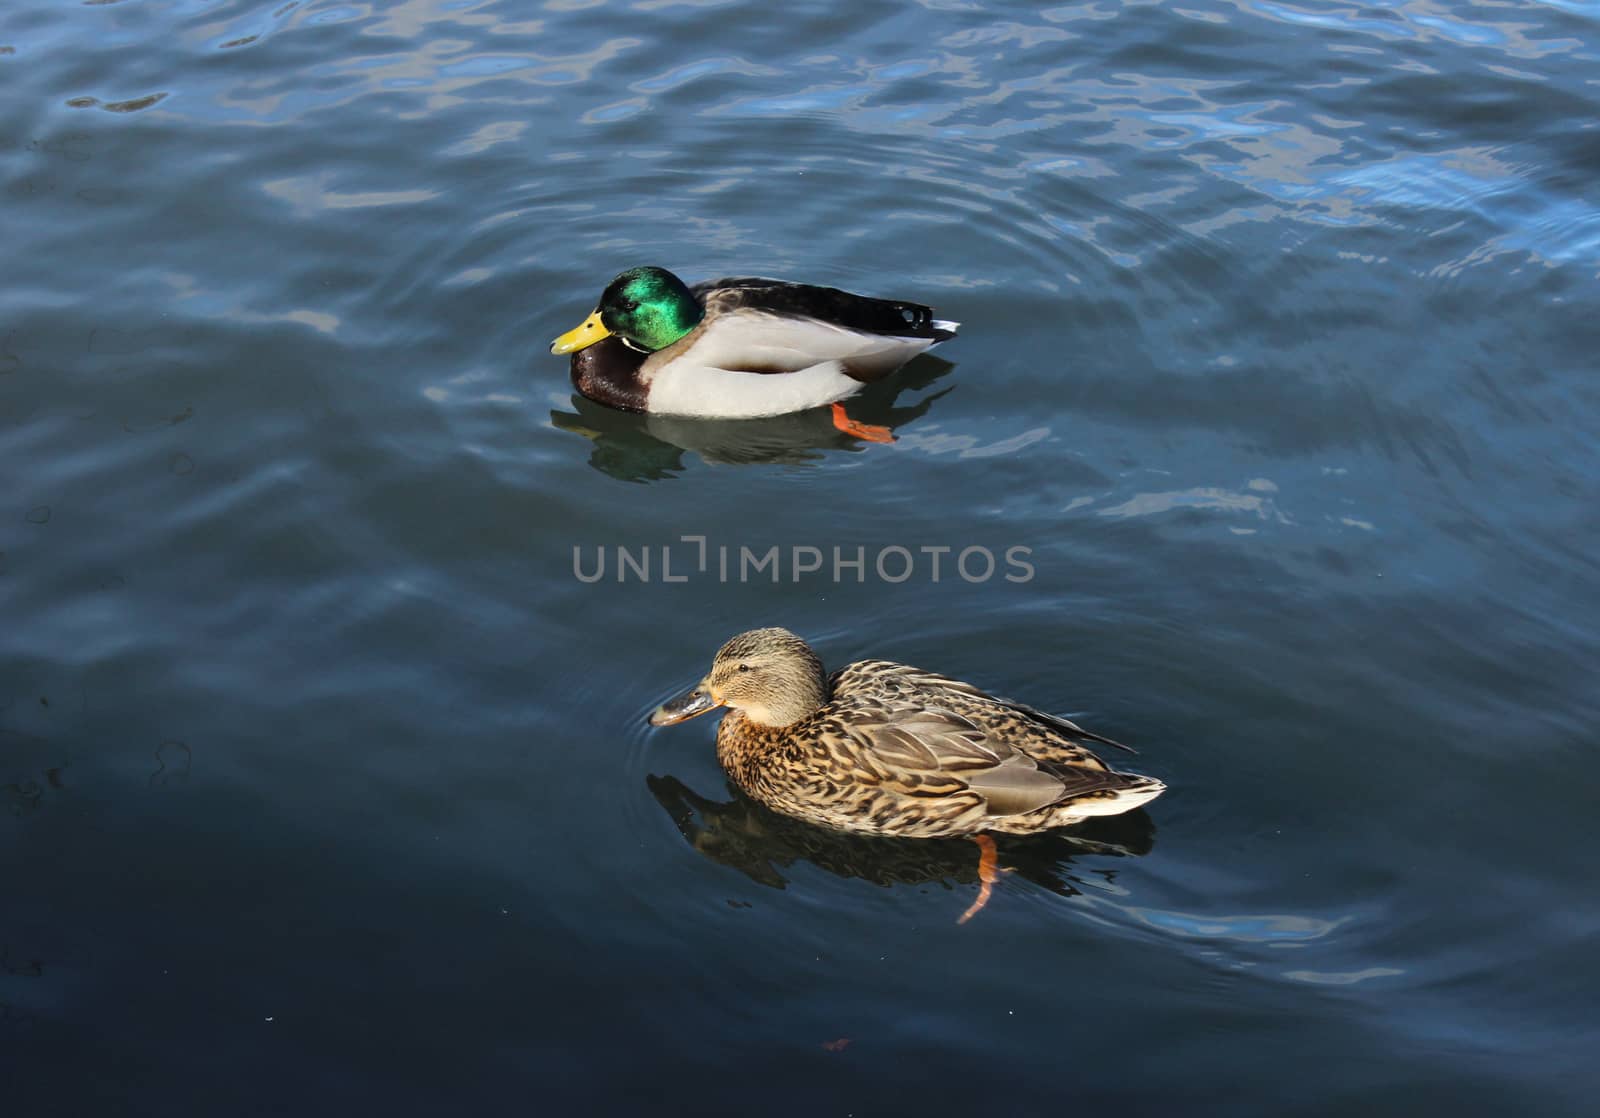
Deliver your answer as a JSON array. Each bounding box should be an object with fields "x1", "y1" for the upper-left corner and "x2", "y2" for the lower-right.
[
  {"x1": 751, "y1": 680, "x2": 827, "y2": 729},
  {"x1": 635, "y1": 298, "x2": 702, "y2": 351}
]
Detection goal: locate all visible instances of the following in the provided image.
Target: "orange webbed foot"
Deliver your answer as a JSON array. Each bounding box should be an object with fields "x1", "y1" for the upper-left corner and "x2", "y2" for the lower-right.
[
  {"x1": 831, "y1": 403, "x2": 894, "y2": 444},
  {"x1": 957, "y1": 834, "x2": 1002, "y2": 925}
]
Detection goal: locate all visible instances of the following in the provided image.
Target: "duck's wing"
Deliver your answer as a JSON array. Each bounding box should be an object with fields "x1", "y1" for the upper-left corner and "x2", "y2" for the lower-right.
[
  {"x1": 692, "y1": 277, "x2": 957, "y2": 341},
  {"x1": 833, "y1": 701, "x2": 1138, "y2": 819},
  {"x1": 832, "y1": 660, "x2": 1138, "y2": 755}
]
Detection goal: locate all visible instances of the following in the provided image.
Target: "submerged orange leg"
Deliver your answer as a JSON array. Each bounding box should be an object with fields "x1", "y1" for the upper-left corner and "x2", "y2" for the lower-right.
[
  {"x1": 831, "y1": 403, "x2": 894, "y2": 444},
  {"x1": 957, "y1": 834, "x2": 1001, "y2": 925}
]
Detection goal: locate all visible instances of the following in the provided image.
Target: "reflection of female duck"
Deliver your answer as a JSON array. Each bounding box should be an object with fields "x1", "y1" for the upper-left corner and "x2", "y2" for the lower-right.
[
  {"x1": 649, "y1": 628, "x2": 1165, "y2": 919},
  {"x1": 647, "y1": 774, "x2": 1155, "y2": 915},
  {"x1": 551, "y1": 267, "x2": 957, "y2": 439}
]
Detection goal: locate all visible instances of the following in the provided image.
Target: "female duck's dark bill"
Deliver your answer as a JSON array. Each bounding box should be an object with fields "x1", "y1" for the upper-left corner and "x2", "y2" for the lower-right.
[
  {"x1": 648, "y1": 688, "x2": 724, "y2": 726},
  {"x1": 550, "y1": 309, "x2": 611, "y2": 355}
]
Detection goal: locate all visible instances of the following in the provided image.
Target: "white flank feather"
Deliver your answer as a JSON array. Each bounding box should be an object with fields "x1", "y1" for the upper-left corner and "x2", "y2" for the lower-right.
[
  {"x1": 649, "y1": 361, "x2": 864, "y2": 419},
  {"x1": 645, "y1": 309, "x2": 947, "y2": 419}
]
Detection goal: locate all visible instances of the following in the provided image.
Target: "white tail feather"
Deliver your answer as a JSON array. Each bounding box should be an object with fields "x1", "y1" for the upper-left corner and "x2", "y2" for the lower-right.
[{"x1": 1066, "y1": 777, "x2": 1166, "y2": 817}]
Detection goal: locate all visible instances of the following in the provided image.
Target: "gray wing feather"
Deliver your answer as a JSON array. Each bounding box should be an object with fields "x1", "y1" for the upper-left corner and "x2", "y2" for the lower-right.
[
  {"x1": 850, "y1": 705, "x2": 1080, "y2": 818},
  {"x1": 963, "y1": 755, "x2": 1077, "y2": 816}
]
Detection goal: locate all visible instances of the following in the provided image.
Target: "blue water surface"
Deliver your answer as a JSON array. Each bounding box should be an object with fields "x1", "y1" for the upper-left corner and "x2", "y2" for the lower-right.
[{"x1": 2, "y1": 1, "x2": 1598, "y2": 1114}]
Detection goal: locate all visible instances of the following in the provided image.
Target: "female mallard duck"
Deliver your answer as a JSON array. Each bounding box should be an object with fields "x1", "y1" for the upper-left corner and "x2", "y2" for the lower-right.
[
  {"x1": 649, "y1": 628, "x2": 1164, "y2": 919},
  {"x1": 551, "y1": 267, "x2": 957, "y2": 440}
]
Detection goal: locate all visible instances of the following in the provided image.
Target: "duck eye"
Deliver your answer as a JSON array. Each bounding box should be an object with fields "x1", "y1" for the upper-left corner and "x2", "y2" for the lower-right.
[
  {"x1": 738, "y1": 664, "x2": 750, "y2": 673},
  {"x1": 620, "y1": 299, "x2": 638, "y2": 312}
]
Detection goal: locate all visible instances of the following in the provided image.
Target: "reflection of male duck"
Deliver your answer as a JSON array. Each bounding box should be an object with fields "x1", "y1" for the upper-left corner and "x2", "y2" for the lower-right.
[
  {"x1": 549, "y1": 356, "x2": 954, "y2": 482},
  {"x1": 550, "y1": 267, "x2": 957, "y2": 440},
  {"x1": 648, "y1": 774, "x2": 1155, "y2": 917},
  {"x1": 649, "y1": 629, "x2": 1165, "y2": 920}
]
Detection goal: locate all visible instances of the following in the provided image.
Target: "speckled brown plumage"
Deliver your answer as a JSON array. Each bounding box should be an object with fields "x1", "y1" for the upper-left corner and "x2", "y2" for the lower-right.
[{"x1": 652, "y1": 628, "x2": 1165, "y2": 840}]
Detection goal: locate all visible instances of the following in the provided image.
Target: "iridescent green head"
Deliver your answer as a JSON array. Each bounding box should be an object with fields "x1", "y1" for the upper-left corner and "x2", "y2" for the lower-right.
[{"x1": 550, "y1": 266, "x2": 704, "y2": 355}]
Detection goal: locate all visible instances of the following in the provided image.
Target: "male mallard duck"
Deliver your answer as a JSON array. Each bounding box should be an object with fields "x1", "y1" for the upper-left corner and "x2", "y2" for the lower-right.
[
  {"x1": 551, "y1": 267, "x2": 957, "y2": 440},
  {"x1": 648, "y1": 628, "x2": 1165, "y2": 920}
]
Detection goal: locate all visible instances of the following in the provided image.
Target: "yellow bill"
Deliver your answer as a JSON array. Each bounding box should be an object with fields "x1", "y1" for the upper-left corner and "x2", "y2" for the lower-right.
[{"x1": 550, "y1": 309, "x2": 611, "y2": 355}]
